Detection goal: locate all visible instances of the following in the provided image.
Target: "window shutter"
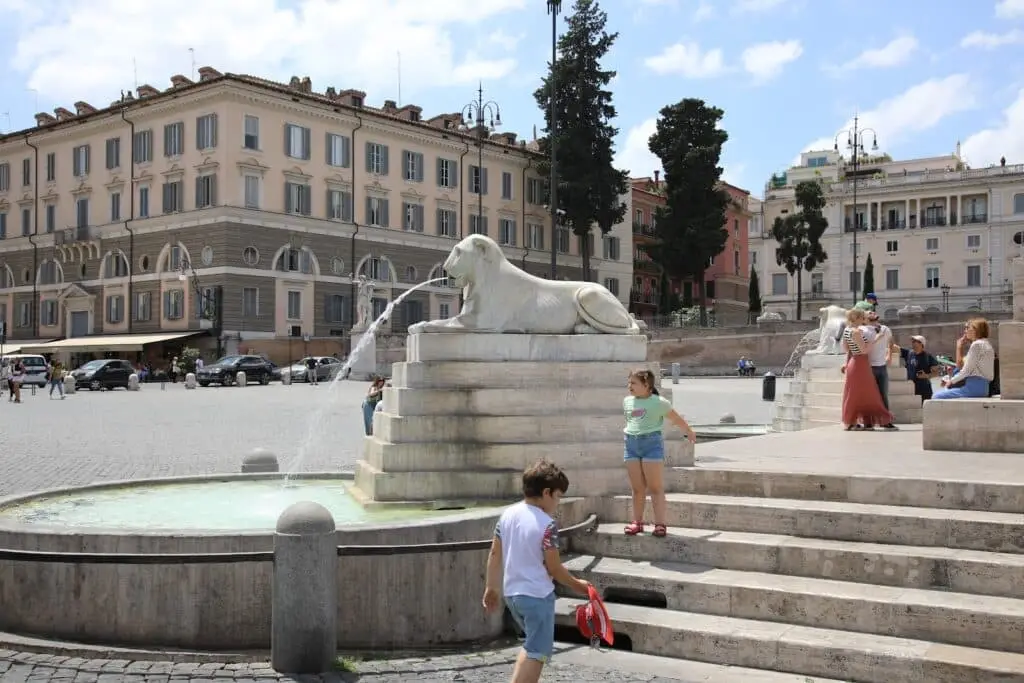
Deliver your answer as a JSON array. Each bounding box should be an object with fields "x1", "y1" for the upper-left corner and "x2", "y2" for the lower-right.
[
  {"x1": 402, "y1": 150, "x2": 411, "y2": 177},
  {"x1": 72, "y1": 150, "x2": 80, "y2": 177},
  {"x1": 451, "y1": 162, "x2": 458, "y2": 187},
  {"x1": 436, "y1": 158, "x2": 444, "y2": 186},
  {"x1": 196, "y1": 119, "x2": 203, "y2": 150},
  {"x1": 284, "y1": 182, "x2": 293, "y2": 213},
  {"x1": 481, "y1": 167, "x2": 488, "y2": 195},
  {"x1": 195, "y1": 177, "x2": 203, "y2": 209},
  {"x1": 365, "y1": 196, "x2": 373, "y2": 223},
  {"x1": 163, "y1": 291, "x2": 171, "y2": 318},
  {"x1": 343, "y1": 192, "x2": 352, "y2": 222},
  {"x1": 323, "y1": 293, "x2": 331, "y2": 322},
  {"x1": 162, "y1": 183, "x2": 171, "y2": 213},
  {"x1": 209, "y1": 114, "x2": 218, "y2": 148},
  {"x1": 342, "y1": 136, "x2": 351, "y2": 167},
  {"x1": 381, "y1": 199, "x2": 390, "y2": 227},
  {"x1": 325, "y1": 132, "x2": 333, "y2": 164},
  {"x1": 84, "y1": 146, "x2": 91, "y2": 174},
  {"x1": 210, "y1": 175, "x2": 218, "y2": 206},
  {"x1": 415, "y1": 204, "x2": 424, "y2": 231},
  {"x1": 380, "y1": 145, "x2": 389, "y2": 175},
  {"x1": 284, "y1": 124, "x2": 292, "y2": 156},
  {"x1": 436, "y1": 208, "x2": 443, "y2": 234},
  {"x1": 301, "y1": 127, "x2": 311, "y2": 160},
  {"x1": 481, "y1": 216, "x2": 488, "y2": 235},
  {"x1": 302, "y1": 185, "x2": 312, "y2": 215},
  {"x1": 325, "y1": 189, "x2": 333, "y2": 217},
  {"x1": 416, "y1": 153, "x2": 425, "y2": 182},
  {"x1": 401, "y1": 202, "x2": 410, "y2": 230},
  {"x1": 365, "y1": 142, "x2": 373, "y2": 172},
  {"x1": 164, "y1": 125, "x2": 171, "y2": 156},
  {"x1": 510, "y1": 219, "x2": 517, "y2": 245}
]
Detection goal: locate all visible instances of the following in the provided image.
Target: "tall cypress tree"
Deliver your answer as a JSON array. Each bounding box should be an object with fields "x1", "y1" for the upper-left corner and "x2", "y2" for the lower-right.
[
  {"x1": 862, "y1": 253, "x2": 875, "y2": 301},
  {"x1": 748, "y1": 267, "x2": 762, "y2": 322}
]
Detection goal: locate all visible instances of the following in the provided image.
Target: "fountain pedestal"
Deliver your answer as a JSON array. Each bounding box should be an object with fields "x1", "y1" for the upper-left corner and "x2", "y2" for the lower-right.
[
  {"x1": 353, "y1": 332, "x2": 693, "y2": 503},
  {"x1": 346, "y1": 330, "x2": 377, "y2": 380}
]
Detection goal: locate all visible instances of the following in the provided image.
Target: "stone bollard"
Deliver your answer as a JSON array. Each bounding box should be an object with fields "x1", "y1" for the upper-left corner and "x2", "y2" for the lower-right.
[
  {"x1": 236, "y1": 371, "x2": 247, "y2": 386},
  {"x1": 184, "y1": 372, "x2": 197, "y2": 389},
  {"x1": 63, "y1": 375, "x2": 76, "y2": 394},
  {"x1": 242, "y1": 448, "x2": 279, "y2": 473},
  {"x1": 282, "y1": 372, "x2": 292, "y2": 386},
  {"x1": 272, "y1": 502, "x2": 337, "y2": 674},
  {"x1": 720, "y1": 413, "x2": 736, "y2": 424},
  {"x1": 31, "y1": 384, "x2": 36, "y2": 396},
  {"x1": 671, "y1": 362, "x2": 680, "y2": 385},
  {"x1": 161, "y1": 380, "x2": 166, "y2": 391},
  {"x1": 128, "y1": 374, "x2": 140, "y2": 391}
]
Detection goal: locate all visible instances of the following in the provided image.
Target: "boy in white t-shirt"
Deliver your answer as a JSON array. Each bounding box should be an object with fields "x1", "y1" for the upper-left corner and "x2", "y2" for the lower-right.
[{"x1": 482, "y1": 460, "x2": 590, "y2": 683}]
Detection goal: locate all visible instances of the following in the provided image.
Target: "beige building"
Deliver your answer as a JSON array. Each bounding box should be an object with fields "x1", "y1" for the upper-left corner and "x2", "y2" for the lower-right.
[
  {"x1": 0, "y1": 67, "x2": 630, "y2": 356},
  {"x1": 753, "y1": 149, "x2": 1024, "y2": 319}
]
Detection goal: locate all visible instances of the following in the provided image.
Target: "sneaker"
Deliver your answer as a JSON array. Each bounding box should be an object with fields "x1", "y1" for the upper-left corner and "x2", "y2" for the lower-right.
[{"x1": 882, "y1": 423, "x2": 899, "y2": 431}]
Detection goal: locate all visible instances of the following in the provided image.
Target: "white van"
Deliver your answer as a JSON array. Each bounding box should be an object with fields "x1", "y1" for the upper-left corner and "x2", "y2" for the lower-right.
[{"x1": 1, "y1": 354, "x2": 49, "y2": 387}]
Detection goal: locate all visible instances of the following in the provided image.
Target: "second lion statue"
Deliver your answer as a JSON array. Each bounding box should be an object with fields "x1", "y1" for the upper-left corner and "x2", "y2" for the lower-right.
[{"x1": 408, "y1": 234, "x2": 640, "y2": 335}]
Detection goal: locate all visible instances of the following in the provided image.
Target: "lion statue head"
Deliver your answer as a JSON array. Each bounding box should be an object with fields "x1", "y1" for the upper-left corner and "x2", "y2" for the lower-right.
[{"x1": 442, "y1": 234, "x2": 506, "y2": 288}]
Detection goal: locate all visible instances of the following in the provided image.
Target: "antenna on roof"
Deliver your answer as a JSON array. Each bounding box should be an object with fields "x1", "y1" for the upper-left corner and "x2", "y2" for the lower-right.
[
  {"x1": 397, "y1": 51, "x2": 402, "y2": 107},
  {"x1": 189, "y1": 48, "x2": 196, "y2": 81}
]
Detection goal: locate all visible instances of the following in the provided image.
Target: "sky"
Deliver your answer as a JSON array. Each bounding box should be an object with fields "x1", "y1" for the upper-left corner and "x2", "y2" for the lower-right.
[{"x1": 1, "y1": 0, "x2": 1023, "y2": 199}]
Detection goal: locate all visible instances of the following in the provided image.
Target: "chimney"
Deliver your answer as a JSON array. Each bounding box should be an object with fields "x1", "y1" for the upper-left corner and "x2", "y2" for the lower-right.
[
  {"x1": 382, "y1": 99, "x2": 398, "y2": 112},
  {"x1": 34, "y1": 112, "x2": 57, "y2": 126},
  {"x1": 136, "y1": 84, "x2": 159, "y2": 98},
  {"x1": 325, "y1": 86, "x2": 338, "y2": 99},
  {"x1": 654, "y1": 170, "x2": 660, "y2": 184},
  {"x1": 337, "y1": 89, "x2": 366, "y2": 107},
  {"x1": 299, "y1": 77, "x2": 312, "y2": 92},
  {"x1": 54, "y1": 107, "x2": 75, "y2": 121},
  {"x1": 289, "y1": 76, "x2": 301, "y2": 88},
  {"x1": 197, "y1": 66, "x2": 222, "y2": 81},
  {"x1": 74, "y1": 101, "x2": 96, "y2": 116},
  {"x1": 397, "y1": 104, "x2": 422, "y2": 122},
  {"x1": 169, "y1": 74, "x2": 193, "y2": 88}
]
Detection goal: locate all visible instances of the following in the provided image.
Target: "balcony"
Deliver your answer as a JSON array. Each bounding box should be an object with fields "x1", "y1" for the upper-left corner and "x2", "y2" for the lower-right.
[
  {"x1": 630, "y1": 289, "x2": 658, "y2": 305},
  {"x1": 632, "y1": 222, "x2": 657, "y2": 237},
  {"x1": 880, "y1": 219, "x2": 906, "y2": 230},
  {"x1": 54, "y1": 225, "x2": 101, "y2": 244},
  {"x1": 921, "y1": 216, "x2": 947, "y2": 228},
  {"x1": 829, "y1": 163, "x2": 1024, "y2": 194},
  {"x1": 634, "y1": 258, "x2": 660, "y2": 273},
  {"x1": 962, "y1": 213, "x2": 988, "y2": 225}
]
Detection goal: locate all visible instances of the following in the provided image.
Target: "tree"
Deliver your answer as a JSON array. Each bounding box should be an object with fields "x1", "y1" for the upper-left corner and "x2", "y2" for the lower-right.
[
  {"x1": 862, "y1": 253, "x2": 875, "y2": 301},
  {"x1": 748, "y1": 267, "x2": 762, "y2": 323},
  {"x1": 646, "y1": 98, "x2": 730, "y2": 326},
  {"x1": 770, "y1": 180, "x2": 829, "y2": 321},
  {"x1": 534, "y1": 0, "x2": 629, "y2": 280}
]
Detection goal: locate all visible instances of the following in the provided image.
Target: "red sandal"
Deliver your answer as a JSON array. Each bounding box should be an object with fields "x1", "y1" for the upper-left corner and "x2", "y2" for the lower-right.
[
  {"x1": 623, "y1": 520, "x2": 645, "y2": 535},
  {"x1": 652, "y1": 524, "x2": 668, "y2": 538}
]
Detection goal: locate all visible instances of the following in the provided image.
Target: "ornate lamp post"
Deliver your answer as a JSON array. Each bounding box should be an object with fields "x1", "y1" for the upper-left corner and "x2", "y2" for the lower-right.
[
  {"x1": 834, "y1": 116, "x2": 878, "y2": 305},
  {"x1": 941, "y1": 283, "x2": 951, "y2": 312},
  {"x1": 177, "y1": 260, "x2": 223, "y2": 357},
  {"x1": 547, "y1": 0, "x2": 562, "y2": 279},
  {"x1": 461, "y1": 84, "x2": 502, "y2": 237}
]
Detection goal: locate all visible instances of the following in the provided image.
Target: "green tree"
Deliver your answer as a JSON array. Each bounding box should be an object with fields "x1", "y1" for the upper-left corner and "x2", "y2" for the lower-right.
[
  {"x1": 770, "y1": 180, "x2": 829, "y2": 321},
  {"x1": 534, "y1": 0, "x2": 629, "y2": 280},
  {"x1": 646, "y1": 98, "x2": 730, "y2": 326},
  {"x1": 747, "y1": 267, "x2": 762, "y2": 323},
  {"x1": 862, "y1": 252, "x2": 875, "y2": 301}
]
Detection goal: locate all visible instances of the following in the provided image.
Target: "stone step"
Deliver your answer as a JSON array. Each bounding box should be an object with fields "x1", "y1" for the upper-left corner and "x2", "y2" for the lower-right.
[
  {"x1": 563, "y1": 554, "x2": 1024, "y2": 653},
  {"x1": 383, "y1": 386, "x2": 672, "y2": 416},
  {"x1": 774, "y1": 405, "x2": 840, "y2": 422},
  {"x1": 392, "y1": 361, "x2": 661, "y2": 389},
  {"x1": 572, "y1": 524, "x2": 1024, "y2": 599},
  {"x1": 770, "y1": 417, "x2": 834, "y2": 432},
  {"x1": 774, "y1": 401, "x2": 921, "y2": 424},
  {"x1": 780, "y1": 389, "x2": 917, "y2": 409},
  {"x1": 552, "y1": 598, "x2": 1024, "y2": 683},
  {"x1": 597, "y1": 494, "x2": 1024, "y2": 553},
  {"x1": 407, "y1": 332, "x2": 647, "y2": 362},
  {"x1": 791, "y1": 378, "x2": 917, "y2": 396}
]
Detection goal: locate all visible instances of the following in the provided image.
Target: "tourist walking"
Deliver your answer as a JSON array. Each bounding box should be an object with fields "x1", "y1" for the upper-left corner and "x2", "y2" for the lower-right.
[
  {"x1": 865, "y1": 312, "x2": 897, "y2": 430},
  {"x1": 481, "y1": 460, "x2": 590, "y2": 683},
  {"x1": 362, "y1": 377, "x2": 386, "y2": 435},
  {"x1": 9, "y1": 361, "x2": 24, "y2": 403},
  {"x1": 48, "y1": 360, "x2": 65, "y2": 399},
  {"x1": 840, "y1": 308, "x2": 892, "y2": 430},
  {"x1": 170, "y1": 357, "x2": 181, "y2": 383},
  {"x1": 621, "y1": 368, "x2": 696, "y2": 538},
  {"x1": 933, "y1": 318, "x2": 995, "y2": 399}
]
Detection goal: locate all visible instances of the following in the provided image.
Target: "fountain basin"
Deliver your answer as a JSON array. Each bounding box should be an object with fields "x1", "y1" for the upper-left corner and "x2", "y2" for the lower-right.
[
  {"x1": 694, "y1": 424, "x2": 771, "y2": 442},
  {"x1": 0, "y1": 473, "x2": 590, "y2": 652}
]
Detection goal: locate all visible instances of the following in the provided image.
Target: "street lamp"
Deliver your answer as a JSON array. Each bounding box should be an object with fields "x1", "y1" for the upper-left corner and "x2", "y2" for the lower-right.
[
  {"x1": 177, "y1": 259, "x2": 223, "y2": 357},
  {"x1": 461, "y1": 83, "x2": 501, "y2": 239},
  {"x1": 547, "y1": 0, "x2": 562, "y2": 279},
  {"x1": 941, "y1": 283, "x2": 951, "y2": 313},
  {"x1": 834, "y1": 115, "x2": 878, "y2": 305}
]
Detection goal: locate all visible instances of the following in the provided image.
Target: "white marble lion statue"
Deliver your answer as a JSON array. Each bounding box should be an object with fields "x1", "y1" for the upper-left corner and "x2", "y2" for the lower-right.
[
  {"x1": 808, "y1": 304, "x2": 848, "y2": 355},
  {"x1": 408, "y1": 234, "x2": 640, "y2": 335}
]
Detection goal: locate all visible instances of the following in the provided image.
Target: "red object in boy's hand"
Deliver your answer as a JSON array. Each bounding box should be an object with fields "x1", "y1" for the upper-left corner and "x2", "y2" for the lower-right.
[{"x1": 575, "y1": 585, "x2": 614, "y2": 647}]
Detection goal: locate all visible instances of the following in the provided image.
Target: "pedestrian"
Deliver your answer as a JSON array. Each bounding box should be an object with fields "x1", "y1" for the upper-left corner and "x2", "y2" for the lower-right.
[
  {"x1": 170, "y1": 357, "x2": 181, "y2": 383},
  {"x1": 10, "y1": 361, "x2": 24, "y2": 403},
  {"x1": 864, "y1": 311, "x2": 898, "y2": 430},
  {"x1": 899, "y1": 335, "x2": 939, "y2": 403},
  {"x1": 305, "y1": 356, "x2": 319, "y2": 385},
  {"x1": 49, "y1": 360, "x2": 65, "y2": 399},
  {"x1": 0, "y1": 360, "x2": 10, "y2": 400}
]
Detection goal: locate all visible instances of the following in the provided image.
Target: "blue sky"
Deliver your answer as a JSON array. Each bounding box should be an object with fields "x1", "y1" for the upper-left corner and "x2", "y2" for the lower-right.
[{"x1": 2, "y1": 0, "x2": 1023, "y2": 197}]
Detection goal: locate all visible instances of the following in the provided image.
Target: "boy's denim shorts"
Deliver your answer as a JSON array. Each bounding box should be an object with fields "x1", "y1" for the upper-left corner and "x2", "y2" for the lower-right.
[
  {"x1": 624, "y1": 432, "x2": 665, "y2": 462},
  {"x1": 506, "y1": 592, "x2": 556, "y2": 662}
]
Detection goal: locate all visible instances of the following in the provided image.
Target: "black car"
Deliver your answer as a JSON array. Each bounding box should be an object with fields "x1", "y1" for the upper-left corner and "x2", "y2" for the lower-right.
[
  {"x1": 197, "y1": 355, "x2": 273, "y2": 387},
  {"x1": 72, "y1": 359, "x2": 133, "y2": 391}
]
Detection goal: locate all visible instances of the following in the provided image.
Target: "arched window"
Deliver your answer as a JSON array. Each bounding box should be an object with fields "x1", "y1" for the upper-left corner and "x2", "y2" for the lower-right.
[
  {"x1": 0, "y1": 265, "x2": 11, "y2": 289},
  {"x1": 104, "y1": 251, "x2": 130, "y2": 278},
  {"x1": 160, "y1": 243, "x2": 189, "y2": 273},
  {"x1": 38, "y1": 259, "x2": 63, "y2": 286},
  {"x1": 428, "y1": 264, "x2": 457, "y2": 288},
  {"x1": 359, "y1": 256, "x2": 392, "y2": 282},
  {"x1": 1014, "y1": 193, "x2": 1024, "y2": 215},
  {"x1": 276, "y1": 246, "x2": 313, "y2": 274}
]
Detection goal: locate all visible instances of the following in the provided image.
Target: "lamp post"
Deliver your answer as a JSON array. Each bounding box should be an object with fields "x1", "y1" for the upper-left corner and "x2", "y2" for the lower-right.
[
  {"x1": 941, "y1": 283, "x2": 951, "y2": 313},
  {"x1": 177, "y1": 260, "x2": 223, "y2": 358},
  {"x1": 547, "y1": 0, "x2": 562, "y2": 279},
  {"x1": 834, "y1": 115, "x2": 878, "y2": 305},
  {"x1": 461, "y1": 83, "x2": 501, "y2": 238}
]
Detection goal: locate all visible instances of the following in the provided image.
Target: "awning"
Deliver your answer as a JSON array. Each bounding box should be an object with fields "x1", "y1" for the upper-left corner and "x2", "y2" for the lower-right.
[
  {"x1": 1, "y1": 340, "x2": 59, "y2": 355},
  {"x1": 19, "y1": 332, "x2": 202, "y2": 354}
]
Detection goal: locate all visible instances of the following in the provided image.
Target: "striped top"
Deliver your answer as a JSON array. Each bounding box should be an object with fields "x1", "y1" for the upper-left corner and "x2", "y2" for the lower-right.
[
  {"x1": 950, "y1": 339, "x2": 996, "y2": 384},
  {"x1": 842, "y1": 327, "x2": 866, "y2": 355}
]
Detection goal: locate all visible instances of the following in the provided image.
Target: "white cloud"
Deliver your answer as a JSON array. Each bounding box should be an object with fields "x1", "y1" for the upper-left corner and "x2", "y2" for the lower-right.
[
  {"x1": 3, "y1": 0, "x2": 525, "y2": 104},
  {"x1": 799, "y1": 74, "x2": 977, "y2": 161},
  {"x1": 960, "y1": 29, "x2": 1024, "y2": 49},
  {"x1": 644, "y1": 42, "x2": 727, "y2": 78},
  {"x1": 693, "y1": 1, "x2": 715, "y2": 21},
  {"x1": 837, "y1": 35, "x2": 918, "y2": 71},
  {"x1": 733, "y1": 0, "x2": 789, "y2": 12},
  {"x1": 486, "y1": 29, "x2": 523, "y2": 52},
  {"x1": 615, "y1": 117, "x2": 747, "y2": 189},
  {"x1": 962, "y1": 89, "x2": 1024, "y2": 167},
  {"x1": 740, "y1": 40, "x2": 803, "y2": 82},
  {"x1": 996, "y1": 0, "x2": 1024, "y2": 17}
]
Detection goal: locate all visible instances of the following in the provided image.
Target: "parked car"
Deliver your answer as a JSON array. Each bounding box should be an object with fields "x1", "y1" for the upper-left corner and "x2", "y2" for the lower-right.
[
  {"x1": 281, "y1": 356, "x2": 342, "y2": 383},
  {"x1": 197, "y1": 355, "x2": 273, "y2": 386},
  {"x1": 2, "y1": 354, "x2": 51, "y2": 387},
  {"x1": 71, "y1": 359, "x2": 133, "y2": 390}
]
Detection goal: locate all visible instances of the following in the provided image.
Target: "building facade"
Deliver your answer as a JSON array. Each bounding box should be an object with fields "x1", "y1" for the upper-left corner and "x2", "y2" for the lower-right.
[
  {"x1": 628, "y1": 177, "x2": 664, "y2": 319},
  {"x1": 700, "y1": 182, "x2": 751, "y2": 319},
  {"x1": 0, "y1": 68, "x2": 629, "y2": 352},
  {"x1": 753, "y1": 150, "x2": 1024, "y2": 320}
]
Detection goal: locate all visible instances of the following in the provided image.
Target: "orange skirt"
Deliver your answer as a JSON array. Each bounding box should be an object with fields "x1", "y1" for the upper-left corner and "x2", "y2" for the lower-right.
[{"x1": 842, "y1": 354, "x2": 893, "y2": 428}]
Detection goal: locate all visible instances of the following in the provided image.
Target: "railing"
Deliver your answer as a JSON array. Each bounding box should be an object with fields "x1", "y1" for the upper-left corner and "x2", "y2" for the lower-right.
[
  {"x1": 879, "y1": 219, "x2": 906, "y2": 230},
  {"x1": 632, "y1": 222, "x2": 657, "y2": 237},
  {"x1": 829, "y1": 164, "x2": 1024, "y2": 193},
  {"x1": 630, "y1": 290, "x2": 657, "y2": 305},
  {"x1": 633, "y1": 258, "x2": 659, "y2": 272},
  {"x1": 0, "y1": 514, "x2": 599, "y2": 564},
  {"x1": 921, "y1": 216, "x2": 947, "y2": 228},
  {"x1": 962, "y1": 213, "x2": 988, "y2": 224}
]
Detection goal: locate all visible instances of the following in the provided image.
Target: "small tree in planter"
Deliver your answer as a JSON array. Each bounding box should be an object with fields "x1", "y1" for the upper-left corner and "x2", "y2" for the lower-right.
[{"x1": 179, "y1": 346, "x2": 201, "y2": 374}]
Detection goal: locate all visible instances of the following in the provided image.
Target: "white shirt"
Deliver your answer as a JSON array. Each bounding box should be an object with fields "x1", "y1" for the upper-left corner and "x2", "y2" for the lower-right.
[
  {"x1": 196, "y1": 359, "x2": 204, "y2": 371},
  {"x1": 950, "y1": 339, "x2": 996, "y2": 384},
  {"x1": 867, "y1": 325, "x2": 892, "y2": 367},
  {"x1": 495, "y1": 501, "x2": 558, "y2": 598}
]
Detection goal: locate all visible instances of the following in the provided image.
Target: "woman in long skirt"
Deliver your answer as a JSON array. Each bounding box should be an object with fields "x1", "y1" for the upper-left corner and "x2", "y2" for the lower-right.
[{"x1": 840, "y1": 308, "x2": 893, "y2": 430}]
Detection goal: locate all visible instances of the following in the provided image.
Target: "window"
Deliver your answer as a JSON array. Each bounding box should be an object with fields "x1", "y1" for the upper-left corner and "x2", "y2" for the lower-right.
[
  {"x1": 21, "y1": 208, "x2": 31, "y2": 236},
  {"x1": 734, "y1": 250, "x2": 740, "y2": 274},
  {"x1": 360, "y1": 257, "x2": 390, "y2": 281},
  {"x1": 925, "y1": 237, "x2": 939, "y2": 251},
  {"x1": 105, "y1": 252, "x2": 129, "y2": 278},
  {"x1": 733, "y1": 218, "x2": 739, "y2": 238},
  {"x1": 133, "y1": 130, "x2": 153, "y2": 163},
  {"x1": 72, "y1": 145, "x2": 91, "y2": 177},
  {"x1": 602, "y1": 235, "x2": 620, "y2": 260},
  {"x1": 499, "y1": 218, "x2": 517, "y2": 246},
  {"x1": 967, "y1": 265, "x2": 982, "y2": 287},
  {"x1": 811, "y1": 272, "x2": 823, "y2": 293},
  {"x1": 105, "y1": 137, "x2": 120, "y2": 170},
  {"x1": 328, "y1": 189, "x2": 353, "y2": 221},
  {"x1": 439, "y1": 302, "x2": 451, "y2": 319},
  {"x1": 18, "y1": 302, "x2": 30, "y2": 327},
  {"x1": 21, "y1": 158, "x2": 30, "y2": 186},
  {"x1": 925, "y1": 266, "x2": 940, "y2": 289},
  {"x1": 603, "y1": 277, "x2": 620, "y2": 296},
  {"x1": 372, "y1": 297, "x2": 388, "y2": 320},
  {"x1": 45, "y1": 153, "x2": 56, "y2": 182},
  {"x1": 501, "y1": 171, "x2": 513, "y2": 200},
  {"x1": 132, "y1": 292, "x2": 151, "y2": 321},
  {"x1": 437, "y1": 159, "x2": 457, "y2": 188},
  {"x1": 436, "y1": 208, "x2": 456, "y2": 237},
  {"x1": 75, "y1": 198, "x2": 89, "y2": 228},
  {"x1": 401, "y1": 202, "x2": 424, "y2": 232},
  {"x1": 966, "y1": 234, "x2": 982, "y2": 249},
  {"x1": 163, "y1": 289, "x2": 184, "y2": 320},
  {"x1": 885, "y1": 268, "x2": 899, "y2": 290},
  {"x1": 244, "y1": 115, "x2": 260, "y2": 150},
  {"x1": 106, "y1": 295, "x2": 125, "y2": 324},
  {"x1": 469, "y1": 165, "x2": 488, "y2": 194},
  {"x1": 285, "y1": 124, "x2": 311, "y2": 160},
  {"x1": 327, "y1": 134, "x2": 351, "y2": 168},
  {"x1": 556, "y1": 227, "x2": 570, "y2": 254},
  {"x1": 365, "y1": 142, "x2": 389, "y2": 175},
  {"x1": 0, "y1": 163, "x2": 8, "y2": 191},
  {"x1": 40, "y1": 300, "x2": 58, "y2": 326},
  {"x1": 885, "y1": 240, "x2": 898, "y2": 253},
  {"x1": 848, "y1": 270, "x2": 861, "y2": 293},
  {"x1": 469, "y1": 214, "x2": 488, "y2": 236},
  {"x1": 163, "y1": 122, "x2": 184, "y2": 157},
  {"x1": 162, "y1": 180, "x2": 184, "y2": 213},
  {"x1": 402, "y1": 150, "x2": 424, "y2": 181},
  {"x1": 526, "y1": 178, "x2": 543, "y2": 204},
  {"x1": 110, "y1": 191, "x2": 121, "y2": 221},
  {"x1": 168, "y1": 245, "x2": 183, "y2": 271},
  {"x1": 287, "y1": 291, "x2": 302, "y2": 320},
  {"x1": 771, "y1": 273, "x2": 788, "y2": 295},
  {"x1": 139, "y1": 186, "x2": 150, "y2": 218},
  {"x1": 527, "y1": 223, "x2": 544, "y2": 250},
  {"x1": 45, "y1": 205, "x2": 55, "y2": 233},
  {"x1": 634, "y1": 208, "x2": 643, "y2": 225},
  {"x1": 277, "y1": 248, "x2": 312, "y2": 274},
  {"x1": 324, "y1": 294, "x2": 348, "y2": 323},
  {"x1": 1014, "y1": 193, "x2": 1024, "y2": 214},
  {"x1": 401, "y1": 299, "x2": 425, "y2": 326},
  {"x1": 243, "y1": 176, "x2": 260, "y2": 209},
  {"x1": 366, "y1": 197, "x2": 389, "y2": 227},
  {"x1": 195, "y1": 174, "x2": 217, "y2": 209},
  {"x1": 242, "y1": 287, "x2": 260, "y2": 317},
  {"x1": 196, "y1": 114, "x2": 218, "y2": 150},
  {"x1": 285, "y1": 181, "x2": 312, "y2": 216}
]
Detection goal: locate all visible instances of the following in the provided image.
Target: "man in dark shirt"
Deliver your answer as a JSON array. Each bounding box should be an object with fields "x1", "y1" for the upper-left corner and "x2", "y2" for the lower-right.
[{"x1": 899, "y1": 335, "x2": 939, "y2": 402}]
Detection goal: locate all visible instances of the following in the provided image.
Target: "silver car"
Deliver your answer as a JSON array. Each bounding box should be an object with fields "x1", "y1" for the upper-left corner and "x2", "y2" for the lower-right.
[{"x1": 281, "y1": 356, "x2": 342, "y2": 383}]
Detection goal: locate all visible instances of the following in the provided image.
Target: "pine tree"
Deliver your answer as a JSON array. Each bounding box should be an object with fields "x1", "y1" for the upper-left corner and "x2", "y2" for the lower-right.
[
  {"x1": 862, "y1": 253, "x2": 875, "y2": 301},
  {"x1": 770, "y1": 180, "x2": 829, "y2": 321},
  {"x1": 748, "y1": 267, "x2": 762, "y2": 322}
]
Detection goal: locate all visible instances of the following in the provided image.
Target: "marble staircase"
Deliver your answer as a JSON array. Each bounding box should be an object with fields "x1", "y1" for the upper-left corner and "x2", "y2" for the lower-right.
[{"x1": 559, "y1": 468, "x2": 1024, "y2": 682}]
